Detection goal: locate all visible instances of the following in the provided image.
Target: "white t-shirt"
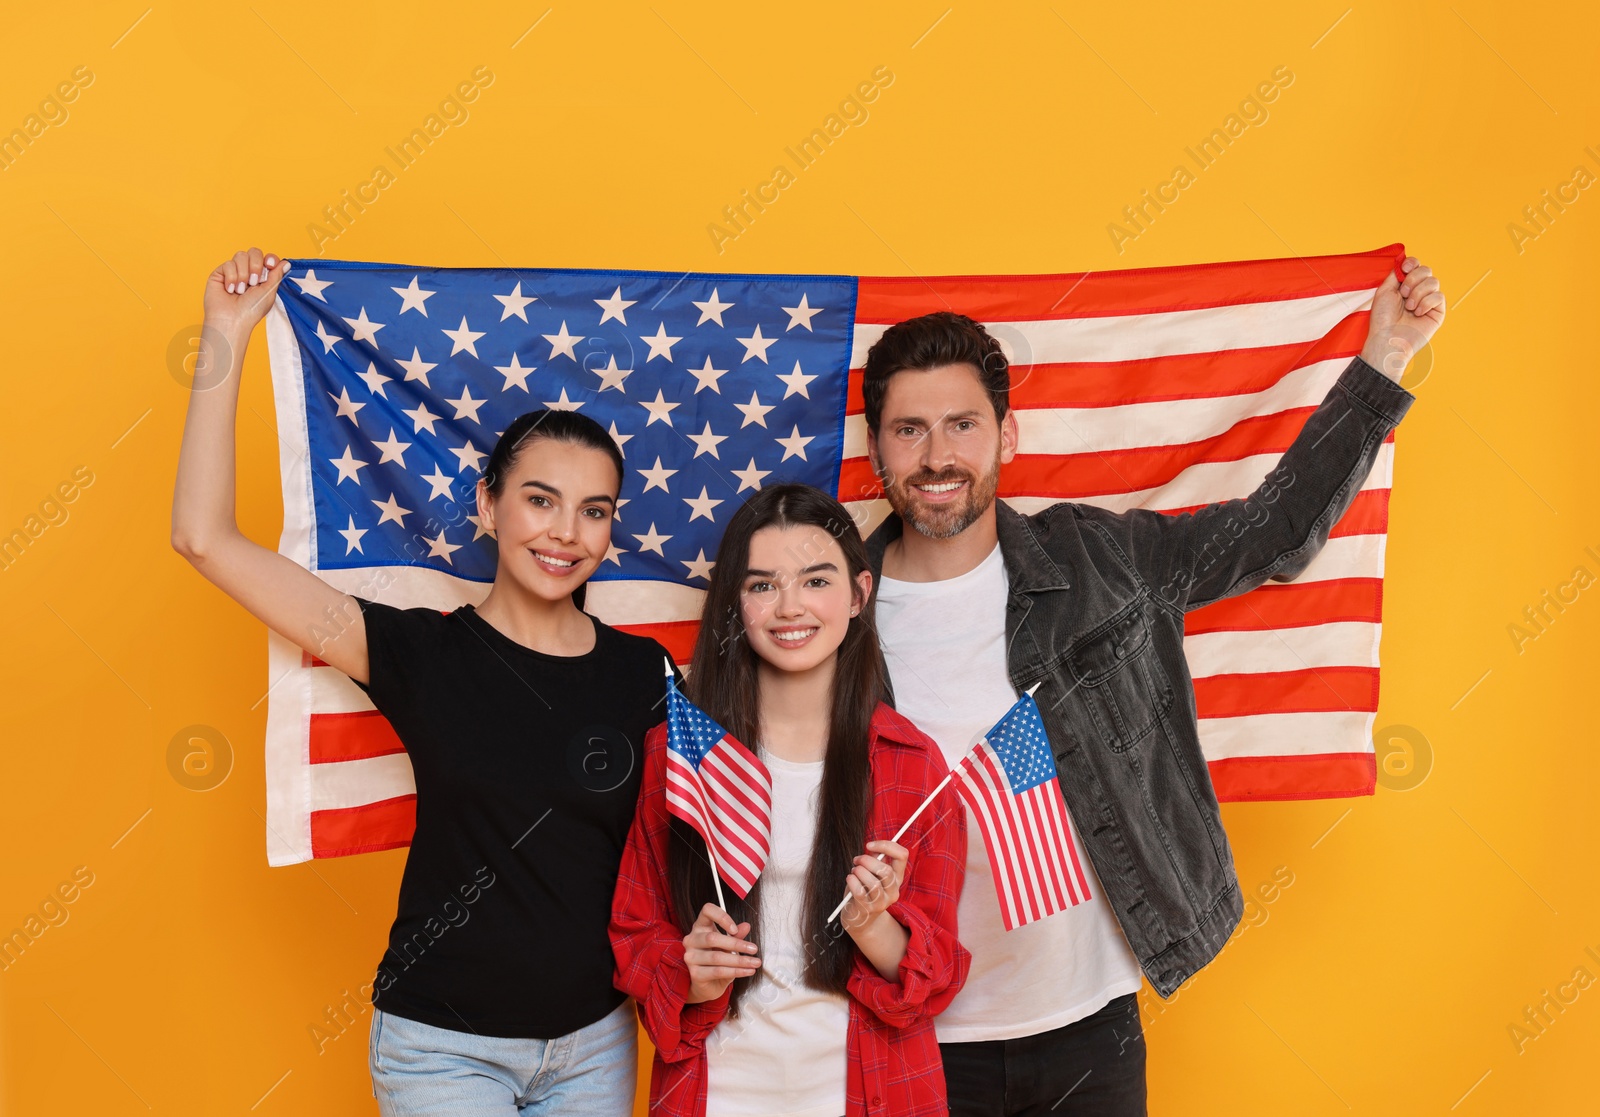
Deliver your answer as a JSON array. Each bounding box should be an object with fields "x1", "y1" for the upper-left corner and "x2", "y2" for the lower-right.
[
  {"x1": 704, "y1": 752, "x2": 849, "y2": 1117},
  {"x1": 875, "y1": 541, "x2": 1145, "y2": 1043}
]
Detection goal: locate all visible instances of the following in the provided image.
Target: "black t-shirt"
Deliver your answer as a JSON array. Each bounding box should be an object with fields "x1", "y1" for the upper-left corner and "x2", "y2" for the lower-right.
[{"x1": 350, "y1": 596, "x2": 674, "y2": 1039}]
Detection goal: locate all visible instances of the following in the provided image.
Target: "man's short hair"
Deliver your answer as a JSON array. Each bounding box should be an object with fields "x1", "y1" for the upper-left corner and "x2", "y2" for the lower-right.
[{"x1": 860, "y1": 311, "x2": 1011, "y2": 433}]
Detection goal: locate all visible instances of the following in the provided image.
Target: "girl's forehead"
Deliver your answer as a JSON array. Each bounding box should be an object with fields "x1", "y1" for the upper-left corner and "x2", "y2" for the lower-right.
[{"x1": 746, "y1": 523, "x2": 845, "y2": 568}]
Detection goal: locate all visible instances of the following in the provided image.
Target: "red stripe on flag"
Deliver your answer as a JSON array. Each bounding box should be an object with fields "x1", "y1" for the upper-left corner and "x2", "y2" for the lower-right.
[
  {"x1": 310, "y1": 794, "x2": 416, "y2": 858},
  {"x1": 853, "y1": 244, "x2": 1405, "y2": 322},
  {"x1": 955, "y1": 753, "x2": 1024, "y2": 930},
  {"x1": 1185, "y1": 578, "x2": 1383, "y2": 635},
  {"x1": 980, "y1": 748, "x2": 1046, "y2": 926},
  {"x1": 839, "y1": 417, "x2": 1398, "y2": 501},
  {"x1": 1165, "y1": 485, "x2": 1389, "y2": 540},
  {"x1": 1023, "y1": 788, "x2": 1067, "y2": 911},
  {"x1": 1208, "y1": 752, "x2": 1375, "y2": 801},
  {"x1": 614, "y1": 619, "x2": 699, "y2": 663},
  {"x1": 700, "y1": 760, "x2": 773, "y2": 836},
  {"x1": 1195, "y1": 667, "x2": 1379, "y2": 719},
  {"x1": 846, "y1": 321, "x2": 1372, "y2": 410},
  {"x1": 309, "y1": 710, "x2": 406, "y2": 763}
]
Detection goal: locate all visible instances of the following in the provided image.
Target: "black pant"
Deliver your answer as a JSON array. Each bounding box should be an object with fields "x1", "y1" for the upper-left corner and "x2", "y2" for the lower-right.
[{"x1": 940, "y1": 992, "x2": 1147, "y2": 1117}]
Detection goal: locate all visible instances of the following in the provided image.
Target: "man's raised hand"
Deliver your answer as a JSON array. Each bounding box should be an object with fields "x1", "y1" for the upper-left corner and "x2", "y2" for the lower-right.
[{"x1": 1361, "y1": 255, "x2": 1445, "y2": 382}]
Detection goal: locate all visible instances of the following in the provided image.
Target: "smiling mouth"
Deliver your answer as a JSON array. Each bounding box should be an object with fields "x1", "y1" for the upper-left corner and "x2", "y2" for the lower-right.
[
  {"x1": 531, "y1": 549, "x2": 580, "y2": 571},
  {"x1": 770, "y1": 626, "x2": 819, "y2": 644},
  {"x1": 914, "y1": 480, "x2": 965, "y2": 493}
]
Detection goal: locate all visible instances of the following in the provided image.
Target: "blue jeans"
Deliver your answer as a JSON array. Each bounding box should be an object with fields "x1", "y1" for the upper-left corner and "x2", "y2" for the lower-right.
[{"x1": 370, "y1": 999, "x2": 638, "y2": 1116}]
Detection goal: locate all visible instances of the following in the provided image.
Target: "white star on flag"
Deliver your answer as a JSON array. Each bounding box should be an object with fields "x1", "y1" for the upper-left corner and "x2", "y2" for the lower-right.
[
  {"x1": 776, "y1": 361, "x2": 816, "y2": 399},
  {"x1": 338, "y1": 517, "x2": 368, "y2": 554},
  {"x1": 731, "y1": 458, "x2": 770, "y2": 492},
  {"x1": 781, "y1": 294, "x2": 823, "y2": 331},
  {"x1": 775, "y1": 426, "x2": 814, "y2": 462},
  {"x1": 290, "y1": 268, "x2": 333, "y2": 301},
  {"x1": 543, "y1": 321, "x2": 584, "y2": 361},
  {"x1": 356, "y1": 361, "x2": 392, "y2": 397},
  {"x1": 639, "y1": 457, "x2": 677, "y2": 493},
  {"x1": 391, "y1": 276, "x2": 436, "y2": 316},
  {"x1": 372, "y1": 493, "x2": 412, "y2": 526},
  {"x1": 633, "y1": 523, "x2": 671, "y2": 555},
  {"x1": 641, "y1": 323, "x2": 682, "y2": 362},
  {"x1": 403, "y1": 402, "x2": 441, "y2": 434},
  {"x1": 592, "y1": 356, "x2": 632, "y2": 393},
  {"x1": 494, "y1": 282, "x2": 538, "y2": 322},
  {"x1": 396, "y1": 347, "x2": 437, "y2": 386},
  {"x1": 692, "y1": 288, "x2": 733, "y2": 325},
  {"x1": 734, "y1": 391, "x2": 774, "y2": 428},
  {"x1": 595, "y1": 286, "x2": 636, "y2": 325},
  {"x1": 421, "y1": 464, "x2": 455, "y2": 500},
  {"x1": 329, "y1": 387, "x2": 365, "y2": 424},
  {"x1": 314, "y1": 321, "x2": 342, "y2": 354},
  {"x1": 736, "y1": 324, "x2": 777, "y2": 363},
  {"x1": 443, "y1": 317, "x2": 486, "y2": 357},
  {"x1": 342, "y1": 308, "x2": 386, "y2": 346},
  {"x1": 330, "y1": 446, "x2": 368, "y2": 485},
  {"x1": 372, "y1": 429, "x2": 412, "y2": 466},
  {"x1": 495, "y1": 353, "x2": 535, "y2": 392},
  {"x1": 687, "y1": 422, "x2": 726, "y2": 458},
  {"x1": 682, "y1": 549, "x2": 716, "y2": 580},
  {"x1": 688, "y1": 356, "x2": 728, "y2": 394},
  {"x1": 683, "y1": 487, "x2": 723, "y2": 522},
  {"x1": 425, "y1": 529, "x2": 463, "y2": 565},
  {"x1": 446, "y1": 387, "x2": 487, "y2": 423},
  {"x1": 449, "y1": 441, "x2": 486, "y2": 472},
  {"x1": 639, "y1": 390, "x2": 679, "y2": 427}
]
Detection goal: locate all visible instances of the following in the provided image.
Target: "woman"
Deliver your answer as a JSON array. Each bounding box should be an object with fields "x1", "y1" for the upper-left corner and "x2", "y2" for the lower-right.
[
  {"x1": 172, "y1": 247, "x2": 672, "y2": 1114},
  {"x1": 610, "y1": 483, "x2": 970, "y2": 1117}
]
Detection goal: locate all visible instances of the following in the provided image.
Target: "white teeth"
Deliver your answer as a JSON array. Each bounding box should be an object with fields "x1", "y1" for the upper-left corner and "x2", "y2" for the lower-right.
[
  {"x1": 535, "y1": 553, "x2": 576, "y2": 568},
  {"x1": 916, "y1": 481, "x2": 962, "y2": 493},
  {"x1": 772, "y1": 628, "x2": 818, "y2": 643}
]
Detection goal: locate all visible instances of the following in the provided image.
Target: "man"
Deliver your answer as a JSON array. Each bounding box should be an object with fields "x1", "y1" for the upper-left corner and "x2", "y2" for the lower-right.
[{"x1": 863, "y1": 258, "x2": 1443, "y2": 1115}]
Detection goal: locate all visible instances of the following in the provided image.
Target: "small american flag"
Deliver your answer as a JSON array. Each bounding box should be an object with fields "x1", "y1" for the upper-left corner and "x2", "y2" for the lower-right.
[
  {"x1": 259, "y1": 244, "x2": 1407, "y2": 864},
  {"x1": 953, "y1": 691, "x2": 1093, "y2": 931},
  {"x1": 662, "y1": 670, "x2": 772, "y2": 899}
]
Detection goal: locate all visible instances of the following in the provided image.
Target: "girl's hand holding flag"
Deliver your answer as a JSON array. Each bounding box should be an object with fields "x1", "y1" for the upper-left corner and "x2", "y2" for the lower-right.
[{"x1": 682, "y1": 903, "x2": 761, "y2": 1005}]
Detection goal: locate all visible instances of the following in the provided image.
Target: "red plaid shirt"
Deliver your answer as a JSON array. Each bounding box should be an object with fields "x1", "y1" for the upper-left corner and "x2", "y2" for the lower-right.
[{"x1": 610, "y1": 701, "x2": 970, "y2": 1117}]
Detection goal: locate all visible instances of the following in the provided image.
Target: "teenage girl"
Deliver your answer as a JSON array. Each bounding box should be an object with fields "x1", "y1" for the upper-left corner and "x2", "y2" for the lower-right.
[
  {"x1": 610, "y1": 483, "x2": 971, "y2": 1117},
  {"x1": 173, "y1": 247, "x2": 673, "y2": 1114}
]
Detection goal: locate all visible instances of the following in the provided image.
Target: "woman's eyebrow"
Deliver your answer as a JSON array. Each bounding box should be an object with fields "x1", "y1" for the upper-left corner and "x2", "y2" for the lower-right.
[{"x1": 519, "y1": 479, "x2": 615, "y2": 506}]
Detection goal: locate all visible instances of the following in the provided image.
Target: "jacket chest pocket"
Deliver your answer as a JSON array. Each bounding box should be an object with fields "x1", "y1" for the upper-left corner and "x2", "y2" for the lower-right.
[{"x1": 1066, "y1": 604, "x2": 1175, "y2": 753}]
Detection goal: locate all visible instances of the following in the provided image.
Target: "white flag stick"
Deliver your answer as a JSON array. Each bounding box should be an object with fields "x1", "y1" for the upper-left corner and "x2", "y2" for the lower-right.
[
  {"x1": 666, "y1": 658, "x2": 728, "y2": 912},
  {"x1": 827, "y1": 682, "x2": 1041, "y2": 924}
]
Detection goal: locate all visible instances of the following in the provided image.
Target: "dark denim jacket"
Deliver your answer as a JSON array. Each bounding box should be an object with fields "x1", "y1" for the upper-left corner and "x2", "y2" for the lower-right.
[{"x1": 865, "y1": 355, "x2": 1416, "y2": 997}]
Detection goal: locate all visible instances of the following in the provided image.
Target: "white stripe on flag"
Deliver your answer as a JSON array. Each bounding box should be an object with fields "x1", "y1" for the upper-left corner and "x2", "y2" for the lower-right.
[{"x1": 849, "y1": 286, "x2": 1379, "y2": 368}]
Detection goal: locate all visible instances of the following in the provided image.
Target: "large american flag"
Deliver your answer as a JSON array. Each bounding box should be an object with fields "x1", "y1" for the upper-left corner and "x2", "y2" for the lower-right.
[
  {"x1": 259, "y1": 243, "x2": 1407, "y2": 865},
  {"x1": 662, "y1": 669, "x2": 772, "y2": 899},
  {"x1": 953, "y1": 691, "x2": 1093, "y2": 932}
]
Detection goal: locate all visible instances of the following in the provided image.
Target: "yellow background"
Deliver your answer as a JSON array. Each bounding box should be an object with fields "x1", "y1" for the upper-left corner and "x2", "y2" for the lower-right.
[{"x1": 2, "y1": 1, "x2": 1596, "y2": 1113}]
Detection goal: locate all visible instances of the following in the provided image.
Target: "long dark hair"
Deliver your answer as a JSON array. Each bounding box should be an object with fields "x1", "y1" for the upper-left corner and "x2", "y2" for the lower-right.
[
  {"x1": 481, "y1": 409, "x2": 624, "y2": 611},
  {"x1": 667, "y1": 484, "x2": 890, "y2": 1015}
]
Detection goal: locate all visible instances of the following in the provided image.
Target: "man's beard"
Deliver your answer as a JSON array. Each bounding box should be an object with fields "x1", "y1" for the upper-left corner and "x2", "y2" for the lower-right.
[{"x1": 883, "y1": 456, "x2": 1002, "y2": 540}]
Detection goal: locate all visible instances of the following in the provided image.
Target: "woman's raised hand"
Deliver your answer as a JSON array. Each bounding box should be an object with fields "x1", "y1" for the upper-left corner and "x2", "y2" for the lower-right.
[
  {"x1": 682, "y1": 902, "x2": 760, "y2": 1004},
  {"x1": 204, "y1": 246, "x2": 292, "y2": 336}
]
